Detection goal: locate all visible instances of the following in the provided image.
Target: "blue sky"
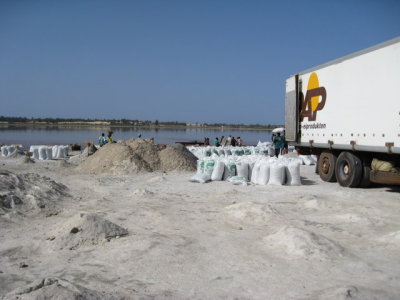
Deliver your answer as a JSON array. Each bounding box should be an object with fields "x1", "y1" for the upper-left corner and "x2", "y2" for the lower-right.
[{"x1": 0, "y1": 0, "x2": 399, "y2": 125}]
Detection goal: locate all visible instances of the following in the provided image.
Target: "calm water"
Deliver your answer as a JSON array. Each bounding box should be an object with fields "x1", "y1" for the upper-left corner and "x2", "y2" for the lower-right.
[{"x1": 0, "y1": 127, "x2": 272, "y2": 148}]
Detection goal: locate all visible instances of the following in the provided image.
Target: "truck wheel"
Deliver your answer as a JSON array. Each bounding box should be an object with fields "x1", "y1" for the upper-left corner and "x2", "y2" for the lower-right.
[
  {"x1": 335, "y1": 152, "x2": 362, "y2": 187},
  {"x1": 318, "y1": 152, "x2": 337, "y2": 182},
  {"x1": 359, "y1": 165, "x2": 372, "y2": 188}
]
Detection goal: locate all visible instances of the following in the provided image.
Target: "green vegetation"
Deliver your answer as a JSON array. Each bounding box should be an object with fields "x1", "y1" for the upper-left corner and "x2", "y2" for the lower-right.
[{"x1": 0, "y1": 116, "x2": 281, "y2": 130}]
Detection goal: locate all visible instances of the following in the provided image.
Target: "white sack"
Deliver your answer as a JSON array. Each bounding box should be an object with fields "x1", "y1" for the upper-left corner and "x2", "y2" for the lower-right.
[
  {"x1": 236, "y1": 162, "x2": 249, "y2": 181},
  {"x1": 211, "y1": 161, "x2": 225, "y2": 181},
  {"x1": 190, "y1": 173, "x2": 211, "y2": 184},
  {"x1": 268, "y1": 163, "x2": 285, "y2": 185},
  {"x1": 197, "y1": 160, "x2": 205, "y2": 174},
  {"x1": 39, "y1": 146, "x2": 47, "y2": 160},
  {"x1": 228, "y1": 176, "x2": 248, "y2": 186},
  {"x1": 46, "y1": 147, "x2": 53, "y2": 160},
  {"x1": 204, "y1": 160, "x2": 215, "y2": 176},
  {"x1": 286, "y1": 161, "x2": 301, "y2": 186},
  {"x1": 251, "y1": 161, "x2": 261, "y2": 184},
  {"x1": 1, "y1": 146, "x2": 8, "y2": 157},
  {"x1": 257, "y1": 162, "x2": 270, "y2": 185}
]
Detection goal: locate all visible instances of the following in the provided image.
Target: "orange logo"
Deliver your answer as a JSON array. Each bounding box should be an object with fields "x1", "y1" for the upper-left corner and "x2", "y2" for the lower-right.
[{"x1": 300, "y1": 72, "x2": 327, "y2": 121}]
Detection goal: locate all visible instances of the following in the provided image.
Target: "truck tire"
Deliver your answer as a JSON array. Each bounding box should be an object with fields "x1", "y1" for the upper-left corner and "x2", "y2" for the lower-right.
[
  {"x1": 318, "y1": 152, "x2": 337, "y2": 182},
  {"x1": 359, "y1": 165, "x2": 372, "y2": 188},
  {"x1": 335, "y1": 152, "x2": 362, "y2": 187}
]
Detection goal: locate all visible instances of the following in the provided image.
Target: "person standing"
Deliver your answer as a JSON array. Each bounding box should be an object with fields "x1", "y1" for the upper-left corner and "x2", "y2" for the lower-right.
[
  {"x1": 231, "y1": 136, "x2": 237, "y2": 147},
  {"x1": 273, "y1": 132, "x2": 285, "y2": 157},
  {"x1": 213, "y1": 137, "x2": 220, "y2": 147}
]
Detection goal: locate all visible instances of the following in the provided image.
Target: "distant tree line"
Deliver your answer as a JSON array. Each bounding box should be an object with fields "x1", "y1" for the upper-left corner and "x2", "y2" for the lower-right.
[{"x1": 0, "y1": 116, "x2": 280, "y2": 129}]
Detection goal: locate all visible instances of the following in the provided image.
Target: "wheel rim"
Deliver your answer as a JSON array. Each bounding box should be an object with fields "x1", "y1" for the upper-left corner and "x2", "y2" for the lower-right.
[{"x1": 322, "y1": 158, "x2": 330, "y2": 174}]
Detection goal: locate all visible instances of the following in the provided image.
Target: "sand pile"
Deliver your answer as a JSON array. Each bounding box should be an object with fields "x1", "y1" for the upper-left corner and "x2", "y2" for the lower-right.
[
  {"x1": 0, "y1": 170, "x2": 68, "y2": 215},
  {"x1": 3, "y1": 277, "x2": 122, "y2": 299},
  {"x1": 261, "y1": 226, "x2": 345, "y2": 260},
  {"x1": 51, "y1": 213, "x2": 128, "y2": 250},
  {"x1": 159, "y1": 143, "x2": 198, "y2": 172},
  {"x1": 77, "y1": 139, "x2": 196, "y2": 174},
  {"x1": 224, "y1": 202, "x2": 279, "y2": 225}
]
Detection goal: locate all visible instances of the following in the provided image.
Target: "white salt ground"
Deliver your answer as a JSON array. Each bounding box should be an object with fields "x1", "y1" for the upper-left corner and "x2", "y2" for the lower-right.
[{"x1": 0, "y1": 155, "x2": 400, "y2": 299}]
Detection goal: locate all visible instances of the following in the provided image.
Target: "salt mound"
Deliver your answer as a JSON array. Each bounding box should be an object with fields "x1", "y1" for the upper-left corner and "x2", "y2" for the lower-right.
[
  {"x1": 3, "y1": 277, "x2": 120, "y2": 299},
  {"x1": 0, "y1": 170, "x2": 68, "y2": 214},
  {"x1": 225, "y1": 202, "x2": 279, "y2": 225},
  {"x1": 77, "y1": 139, "x2": 196, "y2": 174},
  {"x1": 304, "y1": 285, "x2": 396, "y2": 300},
  {"x1": 53, "y1": 213, "x2": 128, "y2": 250},
  {"x1": 262, "y1": 226, "x2": 345, "y2": 260},
  {"x1": 159, "y1": 144, "x2": 197, "y2": 172}
]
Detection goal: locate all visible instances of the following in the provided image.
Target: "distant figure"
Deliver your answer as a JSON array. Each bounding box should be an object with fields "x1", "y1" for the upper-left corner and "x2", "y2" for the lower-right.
[
  {"x1": 273, "y1": 132, "x2": 285, "y2": 157},
  {"x1": 213, "y1": 137, "x2": 220, "y2": 147},
  {"x1": 237, "y1": 137, "x2": 242, "y2": 146},
  {"x1": 107, "y1": 131, "x2": 116, "y2": 144},
  {"x1": 98, "y1": 133, "x2": 107, "y2": 147},
  {"x1": 204, "y1": 137, "x2": 210, "y2": 146},
  {"x1": 138, "y1": 133, "x2": 142, "y2": 138},
  {"x1": 231, "y1": 136, "x2": 237, "y2": 147}
]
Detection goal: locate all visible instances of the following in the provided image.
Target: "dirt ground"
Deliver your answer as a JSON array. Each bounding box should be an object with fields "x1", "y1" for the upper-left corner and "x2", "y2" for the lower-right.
[{"x1": 1, "y1": 157, "x2": 399, "y2": 299}]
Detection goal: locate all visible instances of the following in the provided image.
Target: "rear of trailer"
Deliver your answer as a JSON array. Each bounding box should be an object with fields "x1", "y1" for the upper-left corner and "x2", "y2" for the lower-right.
[{"x1": 285, "y1": 37, "x2": 400, "y2": 187}]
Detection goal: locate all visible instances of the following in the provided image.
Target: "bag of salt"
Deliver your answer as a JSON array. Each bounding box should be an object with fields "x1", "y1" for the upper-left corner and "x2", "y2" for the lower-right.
[
  {"x1": 1, "y1": 146, "x2": 8, "y2": 157},
  {"x1": 39, "y1": 146, "x2": 47, "y2": 160},
  {"x1": 46, "y1": 147, "x2": 53, "y2": 160},
  {"x1": 190, "y1": 173, "x2": 211, "y2": 184},
  {"x1": 211, "y1": 161, "x2": 225, "y2": 181},
  {"x1": 228, "y1": 176, "x2": 248, "y2": 185},
  {"x1": 223, "y1": 161, "x2": 236, "y2": 180},
  {"x1": 268, "y1": 163, "x2": 285, "y2": 185},
  {"x1": 251, "y1": 161, "x2": 261, "y2": 184},
  {"x1": 236, "y1": 162, "x2": 249, "y2": 181},
  {"x1": 197, "y1": 160, "x2": 205, "y2": 174},
  {"x1": 257, "y1": 162, "x2": 270, "y2": 185},
  {"x1": 204, "y1": 160, "x2": 215, "y2": 176},
  {"x1": 286, "y1": 161, "x2": 301, "y2": 186}
]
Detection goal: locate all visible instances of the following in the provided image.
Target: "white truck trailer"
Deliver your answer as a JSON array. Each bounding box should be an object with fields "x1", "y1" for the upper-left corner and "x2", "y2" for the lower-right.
[{"x1": 285, "y1": 37, "x2": 400, "y2": 187}]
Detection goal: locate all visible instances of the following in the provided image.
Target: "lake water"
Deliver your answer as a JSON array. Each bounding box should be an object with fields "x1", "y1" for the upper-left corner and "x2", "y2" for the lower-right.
[{"x1": 0, "y1": 127, "x2": 272, "y2": 148}]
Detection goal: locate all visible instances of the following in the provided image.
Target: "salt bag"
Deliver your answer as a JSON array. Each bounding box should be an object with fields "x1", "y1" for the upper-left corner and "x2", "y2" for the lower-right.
[
  {"x1": 286, "y1": 161, "x2": 301, "y2": 186},
  {"x1": 236, "y1": 162, "x2": 249, "y2": 181},
  {"x1": 211, "y1": 161, "x2": 225, "y2": 181},
  {"x1": 257, "y1": 162, "x2": 270, "y2": 185},
  {"x1": 268, "y1": 163, "x2": 285, "y2": 185},
  {"x1": 190, "y1": 173, "x2": 211, "y2": 184},
  {"x1": 251, "y1": 161, "x2": 261, "y2": 184}
]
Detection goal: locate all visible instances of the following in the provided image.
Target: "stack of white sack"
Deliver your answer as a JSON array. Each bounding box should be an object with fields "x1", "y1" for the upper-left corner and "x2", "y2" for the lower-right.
[
  {"x1": 0, "y1": 145, "x2": 21, "y2": 158},
  {"x1": 186, "y1": 145, "x2": 315, "y2": 166},
  {"x1": 187, "y1": 144, "x2": 275, "y2": 160},
  {"x1": 190, "y1": 154, "x2": 303, "y2": 186},
  {"x1": 29, "y1": 145, "x2": 69, "y2": 160}
]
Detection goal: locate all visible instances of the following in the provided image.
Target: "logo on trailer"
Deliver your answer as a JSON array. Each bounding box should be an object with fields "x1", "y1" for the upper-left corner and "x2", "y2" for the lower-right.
[{"x1": 300, "y1": 72, "x2": 327, "y2": 121}]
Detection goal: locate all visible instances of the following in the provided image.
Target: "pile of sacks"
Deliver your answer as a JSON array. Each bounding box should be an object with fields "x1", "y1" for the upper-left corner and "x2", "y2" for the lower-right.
[
  {"x1": 191, "y1": 155, "x2": 304, "y2": 186},
  {"x1": 29, "y1": 145, "x2": 69, "y2": 160},
  {"x1": 1, "y1": 145, "x2": 21, "y2": 158},
  {"x1": 187, "y1": 144, "x2": 316, "y2": 166}
]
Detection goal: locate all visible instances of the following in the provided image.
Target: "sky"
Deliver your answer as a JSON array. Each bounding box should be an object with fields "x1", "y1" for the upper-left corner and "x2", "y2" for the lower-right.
[{"x1": 0, "y1": 0, "x2": 399, "y2": 125}]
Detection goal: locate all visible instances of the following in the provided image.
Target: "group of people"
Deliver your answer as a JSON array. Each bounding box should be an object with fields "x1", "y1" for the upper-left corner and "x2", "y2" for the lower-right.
[
  {"x1": 98, "y1": 131, "x2": 115, "y2": 147},
  {"x1": 204, "y1": 135, "x2": 243, "y2": 147}
]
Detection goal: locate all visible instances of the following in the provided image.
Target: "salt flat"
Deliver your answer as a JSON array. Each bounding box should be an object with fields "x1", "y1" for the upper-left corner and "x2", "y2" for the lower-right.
[{"x1": 0, "y1": 157, "x2": 399, "y2": 299}]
